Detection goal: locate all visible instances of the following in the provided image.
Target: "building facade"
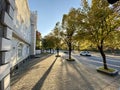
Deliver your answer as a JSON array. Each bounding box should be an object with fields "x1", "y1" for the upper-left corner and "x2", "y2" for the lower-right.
[
  {"x1": 10, "y1": 0, "x2": 31, "y2": 68},
  {"x1": 0, "y1": 0, "x2": 15, "y2": 90},
  {"x1": 11, "y1": 0, "x2": 37, "y2": 70},
  {"x1": 0, "y1": 0, "x2": 37, "y2": 90},
  {"x1": 30, "y1": 11, "x2": 37, "y2": 57}
]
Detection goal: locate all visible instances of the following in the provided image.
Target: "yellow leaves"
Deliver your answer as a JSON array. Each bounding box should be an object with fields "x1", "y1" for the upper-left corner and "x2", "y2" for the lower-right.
[{"x1": 80, "y1": 40, "x2": 92, "y2": 50}]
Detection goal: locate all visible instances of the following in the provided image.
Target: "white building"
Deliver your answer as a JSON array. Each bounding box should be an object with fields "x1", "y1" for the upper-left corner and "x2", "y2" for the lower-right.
[
  {"x1": 10, "y1": 0, "x2": 37, "y2": 67},
  {"x1": 30, "y1": 11, "x2": 37, "y2": 57},
  {"x1": 0, "y1": 0, "x2": 37, "y2": 89}
]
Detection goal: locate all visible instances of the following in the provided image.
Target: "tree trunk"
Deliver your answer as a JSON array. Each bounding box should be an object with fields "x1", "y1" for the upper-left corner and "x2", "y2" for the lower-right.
[
  {"x1": 98, "y1": 45, "x2": 108, "y2": 69},
  {"x1": 78, "y1": 42, "x2": 80, "y2": 51},
  {"x1": 69, "y1": 42, "x2": 72, "y2": 60},
  {"x1": 57, "y1": 47, "x2": 59, "y2": 56},
  {"x1": 50, "y1": 48, "x2": 51, "y2": 53}
]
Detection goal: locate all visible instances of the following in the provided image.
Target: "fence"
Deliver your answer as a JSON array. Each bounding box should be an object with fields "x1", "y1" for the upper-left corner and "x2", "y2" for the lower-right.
[{"x1": 35, "y1": 50, "x2": 41, "y2": 55}]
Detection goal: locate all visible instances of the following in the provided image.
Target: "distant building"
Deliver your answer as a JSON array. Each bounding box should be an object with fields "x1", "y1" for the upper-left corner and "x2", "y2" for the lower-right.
[
  {"x1": 0, "y1": 0, "x2": 37, "y2": 89},
  {"x1": 30, "y1": 11, "x2": 37, "y2": 57}
]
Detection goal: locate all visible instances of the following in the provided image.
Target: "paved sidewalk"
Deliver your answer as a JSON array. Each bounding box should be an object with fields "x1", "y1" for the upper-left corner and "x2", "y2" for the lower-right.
[{"x1": 11, "y1": 53, "x2": 120, "y2": 90}]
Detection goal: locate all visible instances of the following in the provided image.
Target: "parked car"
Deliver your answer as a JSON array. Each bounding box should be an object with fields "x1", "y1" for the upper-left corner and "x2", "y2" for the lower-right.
[
  {"x1": 80, "y1": 51, "x2": 91, "y2": 56},
  {"x1": 64, "y1": 51, "x2": 69, "y2": 54}
]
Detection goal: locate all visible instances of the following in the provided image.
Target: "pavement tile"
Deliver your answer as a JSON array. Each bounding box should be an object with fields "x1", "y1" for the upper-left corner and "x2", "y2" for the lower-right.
[{"x1": 11, "y1": 53, "x2": 120, "y2": 90}]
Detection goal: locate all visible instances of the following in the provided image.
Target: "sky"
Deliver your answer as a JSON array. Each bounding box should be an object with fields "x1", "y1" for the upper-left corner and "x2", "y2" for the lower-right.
[{"x1": 28, "y1": 0, "x2": 84, "y2": 37}]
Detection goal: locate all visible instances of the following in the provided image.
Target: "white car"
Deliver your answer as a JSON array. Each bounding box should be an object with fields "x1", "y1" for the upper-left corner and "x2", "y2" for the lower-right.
[{"x1": 80, "y1": 51, "x2": 91, "y2": 56}]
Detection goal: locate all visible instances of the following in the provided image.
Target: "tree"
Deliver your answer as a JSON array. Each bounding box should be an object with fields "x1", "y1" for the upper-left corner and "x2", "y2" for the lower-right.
[
  {"x1": 82, "y1": 0, "x2": 120, "y2": 69},
  {"x1": 52, "y1": 22, "x2": 61, "y2": 56},
  {"x1": 36, "y1": 31, "x2": 41, "y2": 49},
  {"x1": 104, "y1": 30, "x2": 120, "y2": 53},
  {"x1": 43, "y1": 33, "x2": 56, "y2": 53},
  {"x1": 61, "y1": 8, "x2": 79, "y2": 60},
  {"x1": 112, "y1": 1, "x2": 120, "y2": 13},
  {"x1": 41, "y1": 38, "x2": 48, "y2": 53}
]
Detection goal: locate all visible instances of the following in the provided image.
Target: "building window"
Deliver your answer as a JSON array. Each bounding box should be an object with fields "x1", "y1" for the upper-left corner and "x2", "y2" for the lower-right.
[
  {"x1": 18, "y1": 44, "x2": 23, "y2": 60},
  {"x1": 27, "y1": 46, "x2": 29, "y2": 55}
]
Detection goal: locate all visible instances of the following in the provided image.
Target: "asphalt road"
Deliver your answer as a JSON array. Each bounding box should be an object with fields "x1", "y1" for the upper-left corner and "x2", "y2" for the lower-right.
[{"x1": 72, "y1": 52, "x2": 120, "y2": 72}]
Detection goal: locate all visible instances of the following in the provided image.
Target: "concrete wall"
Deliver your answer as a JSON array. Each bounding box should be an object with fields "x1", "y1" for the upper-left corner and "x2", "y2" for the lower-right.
[
  {"x1": 10, "y1": 37, "x2": 30, "y2": 67},
  {"x1": 0, "y1": 0, "x2": 15, "y2": 90}
]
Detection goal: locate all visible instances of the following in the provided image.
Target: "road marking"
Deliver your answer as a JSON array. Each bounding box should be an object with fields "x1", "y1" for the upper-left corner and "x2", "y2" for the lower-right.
[
  {"x1": 92, "y1": 56, "x2": 120, "y2": 63},
  {"x1": 75, "y1": 53, "x2": 120, "y2": 63},
  {"x1": 92, "y1": 54, "x2": 120, "y2": 63},
  {"x1": 106, "y1": 58, "x2": 120, "y2": 63},
  {"x1": 74, "y1": 55, "x2": 120, "y2": 68}
]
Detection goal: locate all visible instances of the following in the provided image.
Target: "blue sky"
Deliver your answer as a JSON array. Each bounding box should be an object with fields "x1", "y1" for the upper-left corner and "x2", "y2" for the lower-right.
[{"x1": 28, "y1": 0, "x2": 84, "y2": 37}]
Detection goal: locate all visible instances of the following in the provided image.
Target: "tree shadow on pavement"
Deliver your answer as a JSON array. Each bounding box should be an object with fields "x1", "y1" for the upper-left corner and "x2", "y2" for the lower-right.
[
  {"x1": 71, "y1": 63, "x2": 95, "y2": 90},
  {"x1": 59, "y1": 55, "x2": 95, "y2": 90},
  {"x1": 11, "y1": 54, "x2": 52, "y2": 86},
  {"x1": 32, "y1": 57, "x2": 58, "y2": 90}
]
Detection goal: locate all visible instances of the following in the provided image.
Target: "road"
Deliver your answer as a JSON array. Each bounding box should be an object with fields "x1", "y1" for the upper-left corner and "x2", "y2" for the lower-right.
[{"x1": 72, "y1": 52, "x2": 120, "y2": 72}]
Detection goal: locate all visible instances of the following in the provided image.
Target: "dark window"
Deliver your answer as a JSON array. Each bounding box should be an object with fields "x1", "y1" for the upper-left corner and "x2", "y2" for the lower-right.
[{"x1": 18, "y1": 44, "x2": 23, "y2": 60}]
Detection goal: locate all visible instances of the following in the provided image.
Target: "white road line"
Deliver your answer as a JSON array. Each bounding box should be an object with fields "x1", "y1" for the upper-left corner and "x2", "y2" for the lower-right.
[
  {"x1": 92, "y1": 54, "x2": 120, "y2": 62},
  {"x1": 106, "y1": 58, "x2": 120, "y2": 63},
  {"x1": 74, "y1": 56, "x2": 120, "y2": 68},
  {"x1": 76, "y1": 54, "x2": 120, "y2": 63}
]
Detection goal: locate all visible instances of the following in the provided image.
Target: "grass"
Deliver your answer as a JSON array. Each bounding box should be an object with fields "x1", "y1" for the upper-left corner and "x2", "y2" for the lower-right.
[
  {"x1": 98, "y1": 67, "x2": 115, "y2": 73},
  {"x1": 66, "y1": 58, "x2": 75, "y2": 61},
  {"x1": 55, "y1": 55, "x2": 61, "y2": 57}
]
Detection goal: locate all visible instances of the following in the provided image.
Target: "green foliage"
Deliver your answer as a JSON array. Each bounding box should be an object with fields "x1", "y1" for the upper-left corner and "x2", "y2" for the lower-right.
[
  {"x1": 42, "y1": 34, "x2": 56, "y2": 50},
  {"x1": 42, "y1": 22, "x2": 61, "y2": 51},
  {"x1": 42, "y1": 0, "x2": 120, "y2": 52},
  {"x1": 78, "y1": 0, "x2": 120, "y2": 50},
  {"x1": 53, "y1": 22, "x2": 61, "y2": 48},
  {"x1": 36, "y1": 31, "x2": 41, "y2": 49},
  {"x1": 76, "y1": 0, "x2": 120, "y2": 69},
  {"x1": 98, "y1": 67, "x2": 115, "y2": 73},
  {"x1": 61, "y1": 8, "x2": 81, "y2": 46}
]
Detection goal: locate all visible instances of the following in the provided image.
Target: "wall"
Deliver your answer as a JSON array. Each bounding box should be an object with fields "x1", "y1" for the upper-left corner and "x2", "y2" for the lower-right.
[
  {"x1": 30, "y1": 11, "x2": 37, "y2": 57},
  {"x1": 10, "y1": 0, "x2": 31, "y2": 68},
  {"x1": 0, "y1": 0, "x2": 15, "y2": 90},
  {"x1": 13, "y1": 0, "x2": 31, "y2": 43}
]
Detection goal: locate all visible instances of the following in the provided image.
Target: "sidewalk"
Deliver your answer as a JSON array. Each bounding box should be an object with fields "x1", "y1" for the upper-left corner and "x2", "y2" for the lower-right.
[{"x1": 11, "y1": 53, "x2": 120, "y2": 90}]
